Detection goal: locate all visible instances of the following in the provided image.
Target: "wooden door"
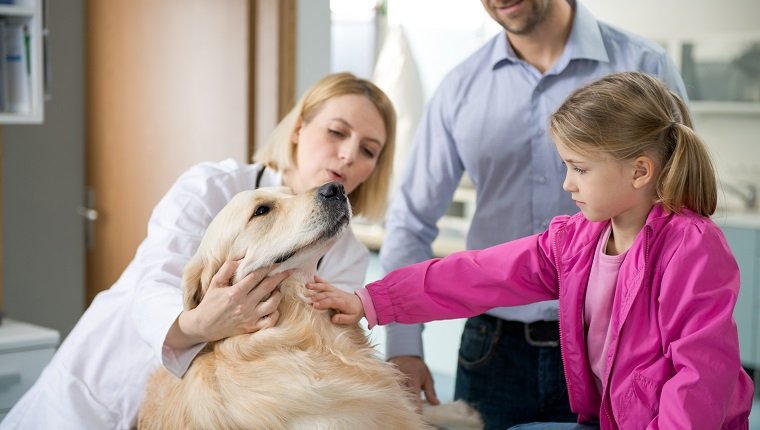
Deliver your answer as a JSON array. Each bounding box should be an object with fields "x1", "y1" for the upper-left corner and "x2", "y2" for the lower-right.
[
  {"x1": 86, "y1": 0, "x2": 251, "y2": 302},
  {"x1": 85, "y1": 0, "x2": 297, "y2": 303}
]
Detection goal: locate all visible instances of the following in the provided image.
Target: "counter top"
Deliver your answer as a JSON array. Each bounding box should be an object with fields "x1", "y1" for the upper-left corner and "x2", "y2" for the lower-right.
[
  {"x1": 712, "y1": 209, "x2": 760, "y2": 229},
  {"x1": 353, "y1": 208, "x2": 760, "y2": 256},
  {"x1": 0, "y1": 319, "x2": 59, "y2": 352},
  {"x1": 352, "y1": 222, "x2": 466, "y2": 257}
]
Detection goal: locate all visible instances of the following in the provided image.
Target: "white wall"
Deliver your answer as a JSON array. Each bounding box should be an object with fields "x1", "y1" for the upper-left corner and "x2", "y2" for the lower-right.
[
  {"x1": 296, "y1": 0, "x2": 331, "y2": 98},
  {"x1": 582, "y1": 0, "x2": 760, "y2": 38}
]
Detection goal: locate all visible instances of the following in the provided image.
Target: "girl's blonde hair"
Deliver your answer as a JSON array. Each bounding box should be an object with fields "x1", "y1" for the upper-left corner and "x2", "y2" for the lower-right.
[
  {"x1": 254, "y1": 72, "x2": 396, "y2": 222},
  {"x1": 549, "y1": 71, "x2": 717, "y2": 216}
]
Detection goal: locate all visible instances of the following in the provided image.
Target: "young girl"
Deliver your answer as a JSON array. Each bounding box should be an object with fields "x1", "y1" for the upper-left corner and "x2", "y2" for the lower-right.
[
  {"x1": 309, "y1": 72, "x2": 754, "y2": 429},
  {"x1": 1, "y1": 72, "x2": 396, "y2": 429}
]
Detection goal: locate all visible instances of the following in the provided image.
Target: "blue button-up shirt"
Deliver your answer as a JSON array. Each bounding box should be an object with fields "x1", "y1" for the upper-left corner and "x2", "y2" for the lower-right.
[{"x1": 380, "y1": 2, "x2": 687, "y2": 358}]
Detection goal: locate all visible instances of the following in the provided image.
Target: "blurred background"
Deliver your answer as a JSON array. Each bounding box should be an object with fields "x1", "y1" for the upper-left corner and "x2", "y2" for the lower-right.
[{"x1": 0, "y1": 0, "x2": 758, "y2": 421}]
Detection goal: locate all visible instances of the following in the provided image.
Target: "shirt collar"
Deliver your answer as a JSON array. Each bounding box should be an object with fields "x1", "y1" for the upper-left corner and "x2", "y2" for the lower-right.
[
  {"x1": 490, "y1": 1, "x2": 609, "y2": 70},
  {"x1": 566, "y1": 2, "x2": 609, "y2": 63}
]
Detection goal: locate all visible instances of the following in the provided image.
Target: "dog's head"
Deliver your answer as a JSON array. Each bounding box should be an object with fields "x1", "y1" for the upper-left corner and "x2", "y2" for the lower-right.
[{"x1": 183, "y1": 182, "x2": 351, "y2": 309}]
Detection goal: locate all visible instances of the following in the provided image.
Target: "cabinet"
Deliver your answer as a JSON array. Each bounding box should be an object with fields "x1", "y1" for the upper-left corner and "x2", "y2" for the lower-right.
[
  {"x1": 0, "y1": 319, "x2": 58, "y2": 420},
  {"x1": 721, "y1": 225, "x2": 760, "y2": 368},
  {"x1": 0, "y1": 0, "x2": 44, "y2": 123},
  {"x1": 662, "y1": 34, "x2": 760, "y2": 115}
]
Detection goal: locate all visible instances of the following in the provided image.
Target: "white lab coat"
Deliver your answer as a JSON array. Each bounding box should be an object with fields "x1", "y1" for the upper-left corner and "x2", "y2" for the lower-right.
[{"x1": 0, "y1": 159, "x2": 369, "y2": 429}]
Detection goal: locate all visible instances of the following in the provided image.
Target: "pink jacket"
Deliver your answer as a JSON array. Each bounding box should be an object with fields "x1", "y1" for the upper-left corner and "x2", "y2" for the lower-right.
[{"x1": 366, "y1": 204, "x2": 753, "y2": 429}]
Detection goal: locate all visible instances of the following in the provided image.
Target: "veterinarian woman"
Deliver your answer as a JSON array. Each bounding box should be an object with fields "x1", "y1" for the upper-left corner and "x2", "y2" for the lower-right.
[{"x1": 0, "y1": 72, "x2": 396, "y2": 430}]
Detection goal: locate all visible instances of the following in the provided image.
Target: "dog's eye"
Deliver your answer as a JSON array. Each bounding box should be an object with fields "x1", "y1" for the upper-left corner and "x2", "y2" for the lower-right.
[{"x1": 252, "y1": 205, "x2": 271, "y2": 218}]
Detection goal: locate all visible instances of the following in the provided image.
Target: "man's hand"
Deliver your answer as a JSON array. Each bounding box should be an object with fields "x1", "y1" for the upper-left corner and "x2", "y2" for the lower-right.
[
  {"x1": 306, "y1": 276, "x2": 365, "y2": 325},
  {"x1": 389, "y1": 355, "x2": 440, "y2": 410}
]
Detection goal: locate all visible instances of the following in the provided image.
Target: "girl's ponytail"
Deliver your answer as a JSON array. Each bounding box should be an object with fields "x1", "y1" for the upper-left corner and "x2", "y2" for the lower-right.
[{"x1": 658, "y1": 121, "x2": 717, "y2": 216}]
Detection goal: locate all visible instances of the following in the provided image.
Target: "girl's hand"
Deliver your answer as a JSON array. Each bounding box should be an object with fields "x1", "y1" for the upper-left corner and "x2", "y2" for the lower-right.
[
  {"x1": 168, "y1": 261, "x2": 290, "y2": 349},
  {"x1": 307, "y1": 275, "x2": 365, "y2": 325}
]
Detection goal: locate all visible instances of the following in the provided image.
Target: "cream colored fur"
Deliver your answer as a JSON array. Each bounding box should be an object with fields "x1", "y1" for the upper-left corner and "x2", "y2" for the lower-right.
[{"x1": 138, "y1": 185, "x2": 482, "y2": 430}]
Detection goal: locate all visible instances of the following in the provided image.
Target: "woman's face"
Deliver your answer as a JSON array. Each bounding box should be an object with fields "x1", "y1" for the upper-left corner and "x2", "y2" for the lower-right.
[{"x1": 287, "y1": 94, "x2": 386, "y2": 195}]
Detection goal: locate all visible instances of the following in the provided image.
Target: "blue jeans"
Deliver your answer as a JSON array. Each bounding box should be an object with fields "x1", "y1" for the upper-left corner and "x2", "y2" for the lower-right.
[
  {"x1": 509, "y1": 424, "x2": 599, "y2": 430},
  {"x1": 454, "y1": 314, "x2": 576, "y2": 430}
]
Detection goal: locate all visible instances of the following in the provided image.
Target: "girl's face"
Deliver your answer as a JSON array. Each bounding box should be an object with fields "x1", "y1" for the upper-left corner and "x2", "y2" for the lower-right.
[
  {"x1": 556, "y1": 141, "x2": 641, "y2": 223},
  {"x1": 287, "y1": 94, "x2": 386, "y2": 195}
]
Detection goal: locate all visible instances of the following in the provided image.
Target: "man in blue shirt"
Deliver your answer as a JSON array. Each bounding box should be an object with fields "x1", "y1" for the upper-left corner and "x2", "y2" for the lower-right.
[{"x1": 380, "y1": 0, "x2": 687, "y2": 428}]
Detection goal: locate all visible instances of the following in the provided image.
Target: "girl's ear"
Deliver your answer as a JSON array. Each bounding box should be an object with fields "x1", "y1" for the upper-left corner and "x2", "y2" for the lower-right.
[{"x1": 631, "y1": 155, "x2": 655, "y2": 189}]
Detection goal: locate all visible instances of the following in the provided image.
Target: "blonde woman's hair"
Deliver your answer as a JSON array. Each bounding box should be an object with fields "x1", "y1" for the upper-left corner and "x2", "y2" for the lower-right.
[
  {"x1": 254, "y1": 72, "x2": 396, "y2": 222},
  {"x1": 549, "y1": 71, "x2": 717, "y2": 216}
]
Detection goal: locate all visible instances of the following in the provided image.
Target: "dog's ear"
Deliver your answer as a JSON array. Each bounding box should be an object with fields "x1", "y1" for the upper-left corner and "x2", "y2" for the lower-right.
[
  {"x1": 182, "y1": 253, "x2": 228, "y2": 310},
  {"x1": 182, "y1": 254, "x2": 206, "y2": 310}
]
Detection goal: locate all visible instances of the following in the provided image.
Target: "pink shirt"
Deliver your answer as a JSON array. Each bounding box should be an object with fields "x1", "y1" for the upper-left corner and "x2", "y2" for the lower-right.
[{"x1": 585, "y1": 225, "x2": 626, "y2": 393}]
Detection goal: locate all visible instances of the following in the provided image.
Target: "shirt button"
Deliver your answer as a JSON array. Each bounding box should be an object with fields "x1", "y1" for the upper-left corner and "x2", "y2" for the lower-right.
[
  {"x1": 536, "y1": 175, "x2": 546, "y2": 184},
  {"x1": 541, "y1": 220, "x2": 550, "y2": 229}
]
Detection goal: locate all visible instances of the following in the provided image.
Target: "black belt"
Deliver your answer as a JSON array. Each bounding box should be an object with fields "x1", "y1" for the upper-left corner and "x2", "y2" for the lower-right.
[{"x1": 480, "y1": 314, "x2": 560, "y2": 347}]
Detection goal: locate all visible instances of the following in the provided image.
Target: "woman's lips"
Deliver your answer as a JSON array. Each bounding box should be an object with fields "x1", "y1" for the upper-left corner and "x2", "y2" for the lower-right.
[{"x1": 327, "y1": 170, "x2": 345, "y2": 182}]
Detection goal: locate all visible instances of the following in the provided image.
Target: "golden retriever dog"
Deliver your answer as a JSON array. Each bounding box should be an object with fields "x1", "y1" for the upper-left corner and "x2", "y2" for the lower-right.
[{"x1": 138, "y1": 183, "x2": 482, "y2": 430}]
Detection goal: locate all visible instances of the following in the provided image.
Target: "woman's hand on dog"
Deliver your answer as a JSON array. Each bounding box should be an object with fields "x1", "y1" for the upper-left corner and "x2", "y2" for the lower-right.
[
  {"x1": 167, "y1": 260, "x2": 290, "y2": 350},
  {"x1": 307, "y1": 276, "x2": 365, "y2": 324}
]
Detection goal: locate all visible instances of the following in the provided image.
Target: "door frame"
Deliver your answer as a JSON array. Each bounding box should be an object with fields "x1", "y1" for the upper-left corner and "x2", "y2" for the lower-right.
[{"x1": 250, "y1": 0, "x2": 297, "y2": 157}]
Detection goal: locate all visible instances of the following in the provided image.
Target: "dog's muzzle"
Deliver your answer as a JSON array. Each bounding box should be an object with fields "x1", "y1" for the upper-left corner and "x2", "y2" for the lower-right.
[{"x1": 317, "y1": 182, "x2": 350, "y2": 228}]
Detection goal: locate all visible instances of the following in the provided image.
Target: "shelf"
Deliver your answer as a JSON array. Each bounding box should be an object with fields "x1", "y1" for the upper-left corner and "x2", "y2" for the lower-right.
[
  {"x1": 0, "y1": 6, "x2": 34, "y2": 17},
  {"x1": 0, "y1": 0, "x2": 44, "y2": 124},
  {"x1": 672, "y1": 33, "x2": 760, "y2": 117},
  {"x1": 0, "y1": 111, "x2": 42, "y2": 123}
]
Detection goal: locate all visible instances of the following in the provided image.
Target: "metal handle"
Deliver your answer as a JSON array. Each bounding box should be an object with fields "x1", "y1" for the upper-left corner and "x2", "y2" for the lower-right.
[
  {"x1": 77, "y1": 206, "x2": 99, "y2": 221},
  {"x1": 78, "y1": 188, "x2": 98, "y2": 250}
]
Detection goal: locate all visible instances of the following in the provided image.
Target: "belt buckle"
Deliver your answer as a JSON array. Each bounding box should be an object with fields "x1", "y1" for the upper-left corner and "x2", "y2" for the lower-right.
[{"x1": 523, "y1": 323, "x2": 559, "y2": 348}]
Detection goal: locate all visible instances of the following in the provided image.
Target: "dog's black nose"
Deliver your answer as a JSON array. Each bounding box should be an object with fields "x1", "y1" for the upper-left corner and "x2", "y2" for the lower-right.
[{"x1": 318, "y1": 182, "x2": 344, "y2": 200}]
